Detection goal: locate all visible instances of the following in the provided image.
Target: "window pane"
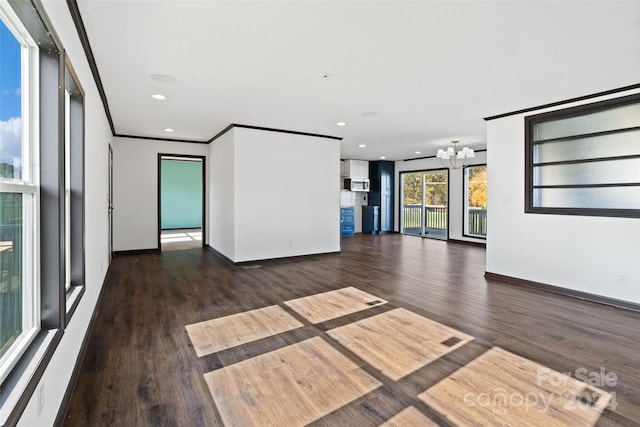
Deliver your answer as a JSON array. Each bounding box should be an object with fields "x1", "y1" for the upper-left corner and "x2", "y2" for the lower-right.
[
  {"x1": 0, "y1": 20, "x2": 23, "y2": 180},
  {"x1": 465, "y1": 166, "x2": 487, "y2": 237},
  {"x1": 534, "y1": 103, "x2": 640, "y2": 141},
  {"x1": 534, "y1": 158, "x2": 640, "y2": 186},
  {"x1": 0, "y1": 192, "x2": 22, "y2": 358},
  {"x1": 534, "y1": 186, "x2": 640, "y2": 209},
  {"x1": 534, "y1": 129, "x2": 640, "y2": 163}
]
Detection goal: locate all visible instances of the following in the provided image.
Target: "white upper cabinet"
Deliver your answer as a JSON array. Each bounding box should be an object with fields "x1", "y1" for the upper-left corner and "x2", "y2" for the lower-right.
[{"x1": 343, "y1": 160, "x2": 369, "y2": 179}]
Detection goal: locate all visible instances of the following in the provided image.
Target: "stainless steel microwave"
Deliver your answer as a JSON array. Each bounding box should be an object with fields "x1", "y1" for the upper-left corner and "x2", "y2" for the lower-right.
[{"x1": 344, "y1": 178, "x2": 370, "y2": 192}]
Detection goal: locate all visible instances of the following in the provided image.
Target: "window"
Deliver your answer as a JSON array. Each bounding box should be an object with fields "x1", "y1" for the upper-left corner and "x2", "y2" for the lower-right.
[
  {"x1": 525, "y1": 93, "x2": 640, "y2": 217},
  {"x1": 64, "y1": 59, "x2": 85, "y2": 321},
  {"x1": 464, "y1": 165, "x2": 487, "y2": 238},
  {"x1": 0, "y1": 7, "x2": 39, "y2": 386},
  {"x1": 1, "y1": 0, "x2": 85, "y2": 424}
]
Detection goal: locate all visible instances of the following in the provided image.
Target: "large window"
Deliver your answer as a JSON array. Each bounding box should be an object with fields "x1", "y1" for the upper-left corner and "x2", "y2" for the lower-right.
[
  {"x1": 464, "y1": 165, "x2": 487, "y2": 238},
  {"x1": 0, "y1": 7, "x2": 38, "y2": 386},
  {"x1": 1, "y1": 0, "x2": 85, "y2": 424},
  {"x1": 525, "y1": 93, "x2": 640, "y2": 217}
]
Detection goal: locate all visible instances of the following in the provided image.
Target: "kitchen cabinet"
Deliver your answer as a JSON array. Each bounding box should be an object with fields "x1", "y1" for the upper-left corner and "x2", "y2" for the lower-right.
[
  {"x1": 341, "y1": 207, "x2": 355, "y2": 236},
  {"x1": 343, "y1": 160, "x2": 369, "y2": 179},
  {"x1": 368, "y1": 161, "x2": 394, "y2": 232}
]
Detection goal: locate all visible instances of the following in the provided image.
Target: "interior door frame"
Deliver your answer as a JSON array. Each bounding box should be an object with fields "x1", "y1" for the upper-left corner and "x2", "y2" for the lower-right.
[
  {"x1": 157, "y1": 153, "x2": 207, "y2": 250},
  {"x1": 398, "y1": 167, "x2": 450, "y2": 240},
  {"x1": 108, "y1": 144, "x2": 113, "y2": 262}
]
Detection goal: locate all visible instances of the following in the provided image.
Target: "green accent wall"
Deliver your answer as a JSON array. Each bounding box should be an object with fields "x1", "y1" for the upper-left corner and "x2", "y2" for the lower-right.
[{"x1": 161, "y1": 159, "x2": 202, "y2": 229}]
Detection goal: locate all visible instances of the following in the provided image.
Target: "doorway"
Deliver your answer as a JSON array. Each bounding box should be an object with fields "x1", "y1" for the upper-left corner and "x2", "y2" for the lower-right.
[
  {"x1": 157, "y1": 154, "x2": 206, "y2": 251},
  {"x1": 400, "y1": 169, "x2": 449, "y2": 240}
]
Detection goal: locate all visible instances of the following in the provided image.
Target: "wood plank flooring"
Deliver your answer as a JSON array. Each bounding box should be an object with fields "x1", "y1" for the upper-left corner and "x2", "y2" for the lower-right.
[
  {"x1": 63, "y1": 234, "x2": 640, "y2": 426},
  {"x1": 328, "y1": 308, "x2": 473, "y2": 380},
  {"x1": 419, "y1": 346, "x2": 612, "y2": 426},
  {"x1": 380, "y1": 406, "x2": 439, "y2": 427},
  {"x1": 204, "y1": 336, "x2": 381, "y2": 426},
  {"x1": 186, "y1": 305, "x2": 303, "y2": 357},
  {"x1": 284, "y1": 286, "x2": 387, "y2": 324}
]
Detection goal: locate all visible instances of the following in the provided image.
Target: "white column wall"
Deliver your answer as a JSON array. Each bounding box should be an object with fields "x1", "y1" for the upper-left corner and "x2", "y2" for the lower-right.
[
  {"x1": 209, "y1": 127, "x2": 341, "y2": 262},
  {"x1": 209, "y1": 130, "x2": 235, "y2": 259}
]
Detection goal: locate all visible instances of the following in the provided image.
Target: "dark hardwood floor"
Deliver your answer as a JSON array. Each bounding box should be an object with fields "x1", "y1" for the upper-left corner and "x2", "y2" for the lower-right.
[{"x1": 63, "y1": 234, "x2": 640, "y2": 426}]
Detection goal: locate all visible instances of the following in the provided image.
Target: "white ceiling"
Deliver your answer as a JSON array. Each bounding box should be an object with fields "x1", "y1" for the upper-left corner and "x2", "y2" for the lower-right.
[{"x1": 77, "y1": 0, "x2": 640, "y2": 160}]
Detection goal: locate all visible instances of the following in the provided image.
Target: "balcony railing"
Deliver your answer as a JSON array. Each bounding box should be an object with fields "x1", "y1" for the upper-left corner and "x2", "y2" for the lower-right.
[
  {"x1": 402, "y1": 205, "x2": 447, "y2": 230},
  {"x1": 467, "y1": 207, "x2": 487, "y2": 237},
  {"x1": 402, "y1": 205, "x2": 487, "y2": 237}
]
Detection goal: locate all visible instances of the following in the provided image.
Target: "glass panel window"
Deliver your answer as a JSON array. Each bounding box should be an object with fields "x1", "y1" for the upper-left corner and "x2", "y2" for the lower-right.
[
  {"x1": 534, "y1": 102, "x2": 640, "y2": 140},
  {"x1": 526, "y1": 93, "x2": 640, "y2": 217},
  {"x1": 0, "y1": 12, "x2": 38, "y2": 385},
  {"x1": 464, "y1": 166, "x2": 487, "y2": 238},
  {"x1": 533, "y1": 187, "x2": 640, "y2": 210},
  {"x1": 533, "y1": 129, "x2": 640, "y2": 163},
  {"x1": 0, "y1": 18, "x2": 22, "y2": 179},
  {"x1": 0, "y1": 193, "x2": 22, "y2": 356}
]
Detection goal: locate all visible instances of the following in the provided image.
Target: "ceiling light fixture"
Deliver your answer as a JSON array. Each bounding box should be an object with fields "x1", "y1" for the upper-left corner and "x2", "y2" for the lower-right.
[
  {"x1": 336, "y1": 121, "x2": 347, "y2": 126},
  {"x1": 164, "y1": 128, "x2": 175, "y2": 132},
  {"x1": 436, "y1": 140, "x2": 475, "y2": 169},
  {"x1": 380, "y1": 156, "x2": 386, "y2": 159},
  {"x1": 415, "y1": 151, "x2": 421, "y2": 155},
  {"x1": 359, "y1": 144, "x2": 366, "y2": 148},
  {"x1": 151, "y1": 93, "x2": 166, "y2": 100}
]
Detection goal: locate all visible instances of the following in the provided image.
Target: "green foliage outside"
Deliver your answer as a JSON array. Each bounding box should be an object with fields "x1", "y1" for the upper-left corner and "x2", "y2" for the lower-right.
[
  {"x1": 468, "y1": 166, "x2": 487, "y2": 209},
  {"x1": 402, "y1": 172, "x2": 447, "y2": 206},
  {"x1": 402, "y1": 167, "x2": 487, "y2": 209}
]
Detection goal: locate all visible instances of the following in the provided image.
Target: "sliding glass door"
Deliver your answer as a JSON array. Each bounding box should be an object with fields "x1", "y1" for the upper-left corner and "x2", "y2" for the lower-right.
[
  {"x1": 401, "y1": 170, "x2": 448, "y2": 240},
  {"x1": 400, "y1": 173, "x2": 423, "y2": 236}
]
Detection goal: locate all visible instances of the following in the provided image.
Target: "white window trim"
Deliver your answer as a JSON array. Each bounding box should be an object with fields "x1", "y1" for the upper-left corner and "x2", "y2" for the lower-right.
[{"x1": 0, "y1": 3, "x2": 40, "y2": 386}]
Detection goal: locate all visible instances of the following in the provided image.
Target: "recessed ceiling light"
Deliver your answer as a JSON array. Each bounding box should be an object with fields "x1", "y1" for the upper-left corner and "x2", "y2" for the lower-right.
[
  {"x1": 151, "y1": 93, "x2": 166, "y2": 100},
  {"x1": 150, "y1": 74, "x2": 177, "y2": 84},
  {"x1": 415, "y1": 151, "x2": 421, "y2": 154},
  {"x1": 358, "y1": 144, "x2": 366, "y2": 148},
  {"x1": 380, "y1": 156, "x2": 386, "y2": 159},
  {"x1": 336, "y1": 121, "x2": 347, "y2": 126},
  {"x1": 164, "y1": 128, "x2": 175, "y2": 132},
  {"x1": 361, "y1": 112, "x2": 378, "y2": 118}
]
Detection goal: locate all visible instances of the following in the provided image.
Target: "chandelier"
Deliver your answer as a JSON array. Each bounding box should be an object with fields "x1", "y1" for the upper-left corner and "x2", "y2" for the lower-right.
[{"x1": 436, "y1": 140, "x2": 475, "y2": 169}]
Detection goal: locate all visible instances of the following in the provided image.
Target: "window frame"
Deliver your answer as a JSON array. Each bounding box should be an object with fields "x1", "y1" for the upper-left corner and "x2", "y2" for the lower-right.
[
  {"x1": 462, "y1": 164, "x2": 487, "y2": 239},
  {"x1": 0, "y1": 0, "x2": 41, "y2": 388},
  {"x1": 63, "y1": 55, "x2": 85, "y2": 324},
  {"x1": 525, "y1": 92, "x2": 640, "y2": 218}
]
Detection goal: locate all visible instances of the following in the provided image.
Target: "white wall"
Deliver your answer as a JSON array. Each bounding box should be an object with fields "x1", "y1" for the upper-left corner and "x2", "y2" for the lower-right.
[
  {"x1": 486, "y1": 88, "x2": 640, "y2": 304},
  {"x1": 209, "y1": 130, "x2": 235, "y2": 259},
  {"x1": 112, "y1": 137, "x2": 209, "y2": 251},
  {"x1": 209, "y1": 127, "x2": 341, "y2": 262},
  {"x1": 394, "y1": 152, "x2": 487, "y2": 243},
  {"x1": 16, "y1": 2, "x2": 112, "y2": 426}
]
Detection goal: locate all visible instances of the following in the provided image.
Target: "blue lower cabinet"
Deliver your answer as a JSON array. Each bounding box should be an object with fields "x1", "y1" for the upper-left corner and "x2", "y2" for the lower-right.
[
  {"x1": 362, "y1": 206, "x2": 379, "y2": 234},
  {"x1": 341, "y1": 207, "x2": 355, "y2": 236}
]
